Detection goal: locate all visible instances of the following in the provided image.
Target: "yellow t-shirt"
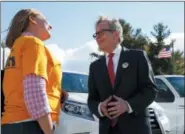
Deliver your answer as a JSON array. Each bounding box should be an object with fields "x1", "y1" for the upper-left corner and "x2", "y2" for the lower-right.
[{"x1": 2, "y1": 35, "x2": 62, "y2": 124}]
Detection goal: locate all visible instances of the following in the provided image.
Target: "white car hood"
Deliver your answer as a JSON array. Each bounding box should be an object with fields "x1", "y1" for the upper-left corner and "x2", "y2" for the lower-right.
[
  {"x1": 68, "y1": 92, "x2": 159, "y2": 109},
  {"x1": 68, "y1": 92, "x2": 88, "y2": 104}
]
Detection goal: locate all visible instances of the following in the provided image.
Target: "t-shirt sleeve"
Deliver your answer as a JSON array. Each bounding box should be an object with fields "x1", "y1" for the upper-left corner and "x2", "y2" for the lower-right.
[{"x1": 22, "y1": 37, "x2": 48, "y2": 81}]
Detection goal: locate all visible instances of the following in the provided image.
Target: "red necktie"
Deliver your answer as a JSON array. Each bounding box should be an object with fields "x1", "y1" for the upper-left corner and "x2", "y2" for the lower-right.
[
  {"x1": 108, "y1": 53, "x2": 119, "y2": 127},
  {"x1": 108, "y1": 53, "x2": 115, "y2": 87},
  {"x1": 108, "y1": 53, "x2": 118, "y2": 127}
]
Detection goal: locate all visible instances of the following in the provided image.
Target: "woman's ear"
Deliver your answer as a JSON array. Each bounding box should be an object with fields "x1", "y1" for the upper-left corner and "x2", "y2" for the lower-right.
[{"x1": 29, "y1": 16, "x2": 37, "y2": 25}]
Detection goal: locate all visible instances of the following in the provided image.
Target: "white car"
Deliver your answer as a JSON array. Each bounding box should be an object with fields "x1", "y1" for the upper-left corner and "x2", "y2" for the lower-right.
[
  {"x1": 55, "y1": 71, "x2": 170, "y2": 134},
  {"x1": 154, "y1": 75, "x2": 184, "y2": 134}
]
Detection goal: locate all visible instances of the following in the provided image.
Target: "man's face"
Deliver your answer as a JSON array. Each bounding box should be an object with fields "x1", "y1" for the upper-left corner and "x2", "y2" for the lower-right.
[{"x1": 94, "y1": 20, "x2": 119, "y2": 52}]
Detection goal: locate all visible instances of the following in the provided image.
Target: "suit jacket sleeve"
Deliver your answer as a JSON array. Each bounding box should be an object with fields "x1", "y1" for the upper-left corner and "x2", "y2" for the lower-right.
[
  {"x1": 87, "y1": 63, "x2": 102, "y2": 119},
  {"x1": 127, "y1": 51, "x2": 157, "y2": 114}
]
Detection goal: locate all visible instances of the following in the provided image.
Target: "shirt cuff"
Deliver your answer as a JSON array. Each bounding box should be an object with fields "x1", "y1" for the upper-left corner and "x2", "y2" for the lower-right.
[
  {"x1": 98, "y1": 102, "x2": 104, "y2": 117},
  {"x1": 126, "y1": 101, "x2": 133, "y2": 113}
]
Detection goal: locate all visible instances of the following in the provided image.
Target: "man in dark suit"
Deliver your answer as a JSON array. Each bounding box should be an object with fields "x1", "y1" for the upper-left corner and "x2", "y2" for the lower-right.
[{"x1": 87, "y1": 16, "x2": 157, "y2": 134}]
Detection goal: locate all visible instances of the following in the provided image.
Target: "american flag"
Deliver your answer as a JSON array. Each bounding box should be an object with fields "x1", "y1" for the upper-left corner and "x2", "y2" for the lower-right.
[{"x1": 158, "y1": 48, "x2": 172, "y2": 58}]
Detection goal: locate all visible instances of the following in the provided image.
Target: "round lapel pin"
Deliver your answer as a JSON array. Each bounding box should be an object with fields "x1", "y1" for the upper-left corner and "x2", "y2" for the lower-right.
[{"x1": 122, "y1": 62, "x2": 129, "y2": 69}]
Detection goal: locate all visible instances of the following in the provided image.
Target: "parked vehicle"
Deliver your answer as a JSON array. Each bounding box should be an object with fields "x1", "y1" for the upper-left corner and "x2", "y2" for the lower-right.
[
  {"x1": 55, "y1": 71, "x2": 170, "y2": 134},
  {"x1": 154, "y1": 75, "x2": 184, "y2": 134},
  {"x1": 0, "y1": 70, "x2": 171, "y2": 134}
]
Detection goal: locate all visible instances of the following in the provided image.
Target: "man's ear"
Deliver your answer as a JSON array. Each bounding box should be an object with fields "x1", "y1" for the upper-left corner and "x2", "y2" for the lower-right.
[
  {"x1": 113, "y1": 31, "x2": 120, "y2": 40},
  {"x1": 29, "y1": 16, "x2": 37, "y2": 25}
]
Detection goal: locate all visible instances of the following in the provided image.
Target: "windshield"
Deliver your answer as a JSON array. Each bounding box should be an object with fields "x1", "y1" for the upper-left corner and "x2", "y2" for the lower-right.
[
  {"x1": 166, "y1": 77, "x2": 184, "y2": 97},
  {"x1": 62, "y1": 72, "x2": 88, "y2": 93}
]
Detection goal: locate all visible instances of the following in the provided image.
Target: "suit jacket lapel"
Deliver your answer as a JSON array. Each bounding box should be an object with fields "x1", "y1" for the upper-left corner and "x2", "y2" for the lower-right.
[
  {"x1": 114, "y1": 47, "x2": 128, "y2": 91},
  {"x1": 99, "y1": 56, "x2": 113, "y2": 91}
]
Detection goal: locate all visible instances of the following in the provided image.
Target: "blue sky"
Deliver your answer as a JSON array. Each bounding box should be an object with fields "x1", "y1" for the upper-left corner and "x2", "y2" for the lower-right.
[{"x1": 1, "y1": 2, "x2": 184, "y2": 50}]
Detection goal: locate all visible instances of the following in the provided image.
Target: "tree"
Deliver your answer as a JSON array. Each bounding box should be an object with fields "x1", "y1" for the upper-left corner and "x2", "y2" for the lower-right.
[
  {"x1": 172, "y1": 50, "x2": 184, "y2": 75},
  {"x1": 119, "y1": 19, "x2": 149, "y2": 50},
  {"x1": 151, "y1": 23, "x2": 171, "y2": 45},
  {"x1": 149, "y1": 22, "x2": 174, "y2": 75}
]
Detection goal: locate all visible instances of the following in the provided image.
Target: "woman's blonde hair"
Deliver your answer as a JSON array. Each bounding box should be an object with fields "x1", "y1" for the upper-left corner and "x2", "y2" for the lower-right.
[{"x1": 5, "y1": 8, "x2": 41, "y2": 48}]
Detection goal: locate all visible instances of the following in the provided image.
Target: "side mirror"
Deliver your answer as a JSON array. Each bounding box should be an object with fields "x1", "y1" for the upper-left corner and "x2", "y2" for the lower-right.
[{"x1": 155, "y1": 87, "x2": 175, "y2": 102}]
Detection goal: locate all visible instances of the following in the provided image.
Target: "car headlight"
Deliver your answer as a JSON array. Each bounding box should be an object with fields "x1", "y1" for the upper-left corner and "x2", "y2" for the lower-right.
[{"x1": 62, "y1": 100, "x2": 95, "y2": 121}]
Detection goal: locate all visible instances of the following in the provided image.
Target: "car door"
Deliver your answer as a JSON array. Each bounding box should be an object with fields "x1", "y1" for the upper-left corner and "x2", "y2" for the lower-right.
[
  {"x1": 165, "y1": 77, "x2": 184, "y2": 134},
  {"x1": 154, "y1": 78, "x2": 177, "y2": 134}
]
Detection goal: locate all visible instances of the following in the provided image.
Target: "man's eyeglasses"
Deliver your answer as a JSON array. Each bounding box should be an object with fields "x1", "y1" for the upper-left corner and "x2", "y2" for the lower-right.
[{"x1": 93, "y1": 29, "x2": 115, "y2": 39}]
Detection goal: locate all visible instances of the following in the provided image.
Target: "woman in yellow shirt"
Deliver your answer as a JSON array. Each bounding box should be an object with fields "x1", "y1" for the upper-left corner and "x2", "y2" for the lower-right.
[{"x1": 2, "y1": 8, "x2": 66, "y2": 134}]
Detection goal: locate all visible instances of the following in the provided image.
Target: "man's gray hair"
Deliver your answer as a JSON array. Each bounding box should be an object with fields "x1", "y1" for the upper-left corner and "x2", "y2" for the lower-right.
[{"x1": 95, "y1": 16, "x2": 123, "y2": 42}]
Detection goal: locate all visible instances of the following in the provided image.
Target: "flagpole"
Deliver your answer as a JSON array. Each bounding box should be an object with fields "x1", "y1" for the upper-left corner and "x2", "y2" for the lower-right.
[{"x1": 171, "y1": 43, "x2": 175, "y2": 74}]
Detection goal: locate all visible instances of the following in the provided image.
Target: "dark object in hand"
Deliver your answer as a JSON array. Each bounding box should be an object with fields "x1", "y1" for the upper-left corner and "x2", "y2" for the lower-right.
[
  {"x1": 61, "y1": 90, "x2": 68, "y2": 103},
  {"x1": 61, "y1": 94, "x2": 65, "y2": 103}
]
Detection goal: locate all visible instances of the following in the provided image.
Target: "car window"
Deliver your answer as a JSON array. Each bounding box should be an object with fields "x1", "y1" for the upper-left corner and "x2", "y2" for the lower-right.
[
  {"x1": 155, "y1": 78, "x2": 175, "y2": 102},
  {"x1": 166, "y1": 77, "x2": 184, "y2": 97},
  {"x1": 62, "y1": 72, "x2": 88, "y2": 93}
]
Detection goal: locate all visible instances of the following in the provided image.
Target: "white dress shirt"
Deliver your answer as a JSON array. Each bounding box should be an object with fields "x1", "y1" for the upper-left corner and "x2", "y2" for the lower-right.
[{"x1": 98, "y1": 44, "x2": 133, "y2": 117}]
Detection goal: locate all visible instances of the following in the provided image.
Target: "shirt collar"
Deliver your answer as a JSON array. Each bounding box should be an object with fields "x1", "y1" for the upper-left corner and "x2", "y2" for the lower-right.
[{"x1": 105, "y1": 44, "x2": 122, "y2": 58}]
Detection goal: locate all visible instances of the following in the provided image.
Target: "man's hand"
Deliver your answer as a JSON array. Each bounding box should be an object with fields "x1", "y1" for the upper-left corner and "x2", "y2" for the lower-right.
[
  {"x1": 100, "y1": 96, "x2": 112, "y2": 119},
  {"x1": 107, "y1": 95, "x2": 129, "y2": 119}
]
